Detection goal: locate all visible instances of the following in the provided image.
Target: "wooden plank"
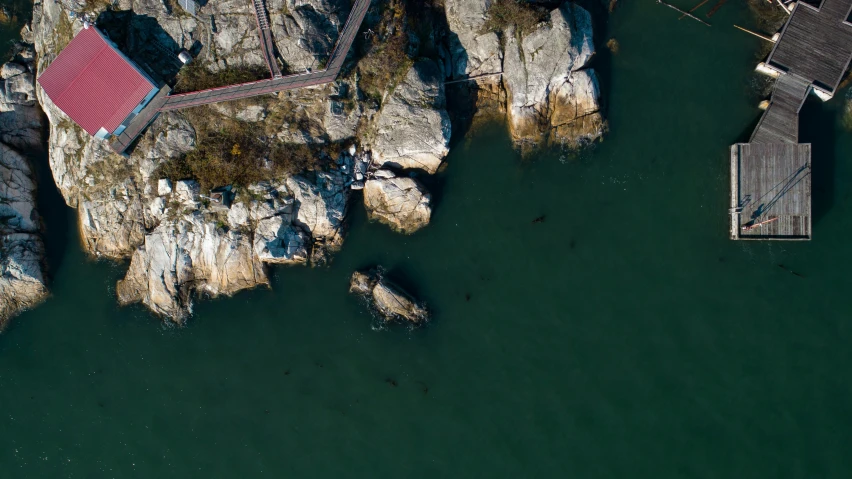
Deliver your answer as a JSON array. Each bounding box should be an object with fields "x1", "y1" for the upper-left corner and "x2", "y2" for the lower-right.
[
  {"x1": 766, "y1": 0, "x2": 852, "y2": 93},
  {"x1": 732, "y1": 143, "x2": 811, "y2": 240}
]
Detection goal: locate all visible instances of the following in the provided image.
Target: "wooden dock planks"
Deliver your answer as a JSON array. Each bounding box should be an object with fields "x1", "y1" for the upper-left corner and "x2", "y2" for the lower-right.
[
  {"x1": 750, "y1": 73, "x2": 811, "y2": 144},
  {"x1": 730, "y1": 144, "x2": 812, "y2": 240},
  {"x1": 109, "y1": 85, "x2": 172, "y2": 154},
  {"x1": 766, "y1": 0, "x2": 852, "y2": 93}
]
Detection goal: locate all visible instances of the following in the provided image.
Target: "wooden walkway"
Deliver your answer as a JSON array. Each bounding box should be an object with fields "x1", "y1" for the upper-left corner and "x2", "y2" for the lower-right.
[
  {"x1": 766, "y1": 0, "x2": 852, "y2": 93},
  {"x1": 727, "y1": 0, "x2": 852, "y2": 240},
  {"x1": 111, "y1": 0, "x2": 369, "y2": 153},
  {"x1": 730, "y1": 143, "x2": 812, "y2": 240},
  {"x1": 750, "y1": 73, "x2": 811, "y2": 144},
  {"x1": 251, "y1": 0, "x2": 282, "y2": 78},
  {"x1": 109, "y1": 85, "x2": 172, "y2": 154},
  {"x1": 158, "y1": 0, "x2": 369, "y2": 112}
]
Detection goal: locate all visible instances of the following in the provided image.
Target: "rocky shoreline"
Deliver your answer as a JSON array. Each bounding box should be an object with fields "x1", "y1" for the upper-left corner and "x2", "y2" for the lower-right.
[
  {"x1": 0, "y1": 0, "x2": 607, "y2": 326},
  {"x1": 0, "y1": 30, "x2": 47, "y2": 329}
]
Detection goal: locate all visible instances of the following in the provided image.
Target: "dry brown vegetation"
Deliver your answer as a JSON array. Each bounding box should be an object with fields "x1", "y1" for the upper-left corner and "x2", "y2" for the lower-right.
[
  {"x1": 154, "y1": 109, "x2": 339, "y2": 191},
  {"x1": 354, "y1": 0, "x2": 414, "y2": 102},
  {"x1": 481, "y1": 0, "x2": 549, "y2": 37},
  {"x1": 173, "y1": 62, "x2": 270, "y2": 94}
]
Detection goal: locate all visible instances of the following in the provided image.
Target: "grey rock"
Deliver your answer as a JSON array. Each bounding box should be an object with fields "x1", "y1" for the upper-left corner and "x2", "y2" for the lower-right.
[
  {"x1": 253, "y1": 216, "x2": 309, "y2": 264},
  {"x1": 349, "y1": 268, "x2": 429, "y2": 324},
  {"x1": 371, "y1": 60, "x2": 451, "y2": 174},
  {"x1": 0, "y1": 143, "x2": 47, "y2": 327},
  {"x1": 363, "y1": 174, "x2": 431, "y2": 234},
  {"x1": 502, "y1": 3, "x2": 604, "y2": 146},
  {"x1": 443, "y1": 0, "x2": 503, "y2": 79},
  {"x1": 227, "y1": 202, "x2": 250, "y2": 228},
  {"x1": 175, "y1": 180, "x2": 200, "y2": 204},
  {"x1": 269, "y1": 0, "x2": 348, "y2": 72},
  {"x1": 157, "y1": 179, "x2": 173, "y2": 196},
  {"x1": 116, "y1": 213, "x2": 268, "y2": 323},
  {"x1": 0, "y1": 63, "x2": 27, "y2": 79},
  {"x1": 286, "y1": 171, "x2": 349, "y2": 251}
]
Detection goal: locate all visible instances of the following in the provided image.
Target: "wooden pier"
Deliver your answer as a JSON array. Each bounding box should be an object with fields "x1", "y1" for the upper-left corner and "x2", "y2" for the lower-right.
[
  {"x1": 765, "y1": 0, "x2": 852, "y2": 95},
  {"x1": 109, "y1": 85, "x2": 171, "y2": 155},
  {"x1": 749, "y1": 73, "x2": 810, "y2": 144},
  {"x1": 730, "y1": 143, "x2": 811, "y2": 240},
  {"x1": 730, "y1": 0, "x2": 852, "y2": 240}
]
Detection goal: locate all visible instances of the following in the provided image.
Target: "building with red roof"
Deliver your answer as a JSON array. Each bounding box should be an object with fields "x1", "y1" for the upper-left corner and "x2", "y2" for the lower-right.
[{"x1": 38, "y1": 24, "x2": 159, "y2": 140}]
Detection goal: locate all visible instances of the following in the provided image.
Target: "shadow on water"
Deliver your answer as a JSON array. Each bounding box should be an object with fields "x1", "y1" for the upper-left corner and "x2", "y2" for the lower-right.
[
  {"x1": 734, "y1": 114, "x2": 763, "y2": 144},
  {"x1": 33, "y1": 128, "x2": 73, "y2": 280},
  {"x1": 799, "y1": 95, "x2": 836, "y2": 224},
  {"x1": 577, "y1": 0, "x2": 615, "y2": 119}
]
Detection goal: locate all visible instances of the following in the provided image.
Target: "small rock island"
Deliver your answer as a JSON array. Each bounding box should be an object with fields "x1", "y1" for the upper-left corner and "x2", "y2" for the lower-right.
[{"x1": 350, "y1": 269, "x2": 429, "y2": 324}]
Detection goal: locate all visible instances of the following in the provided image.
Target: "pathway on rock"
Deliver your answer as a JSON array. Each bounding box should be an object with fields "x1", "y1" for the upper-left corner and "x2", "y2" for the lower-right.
[{"x1": 158, "y1": 0, "x2": 370, "y2": 111}]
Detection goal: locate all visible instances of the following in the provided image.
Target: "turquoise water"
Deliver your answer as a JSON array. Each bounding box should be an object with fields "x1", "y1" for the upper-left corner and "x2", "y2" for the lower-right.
[{"x1": 4, "y1": 1, "x2": 852, "y2": 476}]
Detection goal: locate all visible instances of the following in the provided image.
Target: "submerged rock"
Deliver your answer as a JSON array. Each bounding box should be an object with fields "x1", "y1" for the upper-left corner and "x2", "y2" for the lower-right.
[
  {"x1": 349, "y1": 268, "x2": 429, "y2": 324},
  {"x1": 502, "y1": 3, "x2": 605, "y2": 147},
  {"x1": 363, "y1": 171, "x2": 431, "y2": 234},
  {"x1": 371, "y1": 60, "x2": 452, "y2": 174}
]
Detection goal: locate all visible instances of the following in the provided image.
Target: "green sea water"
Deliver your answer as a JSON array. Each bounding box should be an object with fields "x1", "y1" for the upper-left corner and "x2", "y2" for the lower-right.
[{"x1": 4, "y1": 1, "x2": 852, "y2": 477}]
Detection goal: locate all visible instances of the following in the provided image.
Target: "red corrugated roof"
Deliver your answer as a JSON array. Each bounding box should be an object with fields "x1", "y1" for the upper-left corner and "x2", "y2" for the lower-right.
[{"x1": 38, "y1": 26, "x2": 156, "y2": 136}]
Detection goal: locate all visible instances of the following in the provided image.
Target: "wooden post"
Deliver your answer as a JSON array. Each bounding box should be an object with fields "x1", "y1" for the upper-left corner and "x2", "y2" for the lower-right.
[
  {"x1": 706, "y1": 0, "x2": 728, "y2": 18},
  {"x1": 679, "y1": 0, "x2": 710, "y2": 19},
  {"x1": 657, "y1": 0, "x2": 711, "y2": 26},
  {"x1": 733, "y1": 24, "x2": 775, "y2": 43}
]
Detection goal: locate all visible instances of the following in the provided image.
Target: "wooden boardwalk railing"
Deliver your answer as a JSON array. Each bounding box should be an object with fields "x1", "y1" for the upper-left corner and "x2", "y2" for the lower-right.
[
  {"x1": 111, "y1": 0, "x2": 370, "y2": 153},
  {"x1": 158, "y1": 0, "x2": 370, "y2": 111},
  {"x1": 251, "y1": 0, "x2": 282, "y2": 78}
]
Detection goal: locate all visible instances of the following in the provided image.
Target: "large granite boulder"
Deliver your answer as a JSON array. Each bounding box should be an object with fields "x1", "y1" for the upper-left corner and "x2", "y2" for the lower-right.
[
  {"x1": 0, "y1": 43, "x2": 48, "y2": 329},
  {"x1": 443, "y1": 0, "x2": 503, "y2": 79},
  {"x1": 0, "y1": 144, "x2": 47, "y2": 329},
  {"x1": 502, "y1": 3, "x2": 604, "y2": 146},
  {"x1": 363, "y1": 171, "x2": 431, "y2": 234},
  {"x1": 371, "y1": 60, "x2": 452, "y2": 174},
  {"x1": 285, "y1": 171, "x2": 349, "y2": 258},
  {"x1": 349, "y1": 268, "x2": 429, "y2": 324},
  {"x1": 0, "y1": 44, "x2": 41, "y2": 150},
  {"x1": 253, "y1": 217, "x2": 310, "y2": 264},
  {"x1": 116, "y1": 214, "x2": 268, "y2": 323},
  {"x1": 269, "y1": 0, "x2": 349, "y2": 71}
]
